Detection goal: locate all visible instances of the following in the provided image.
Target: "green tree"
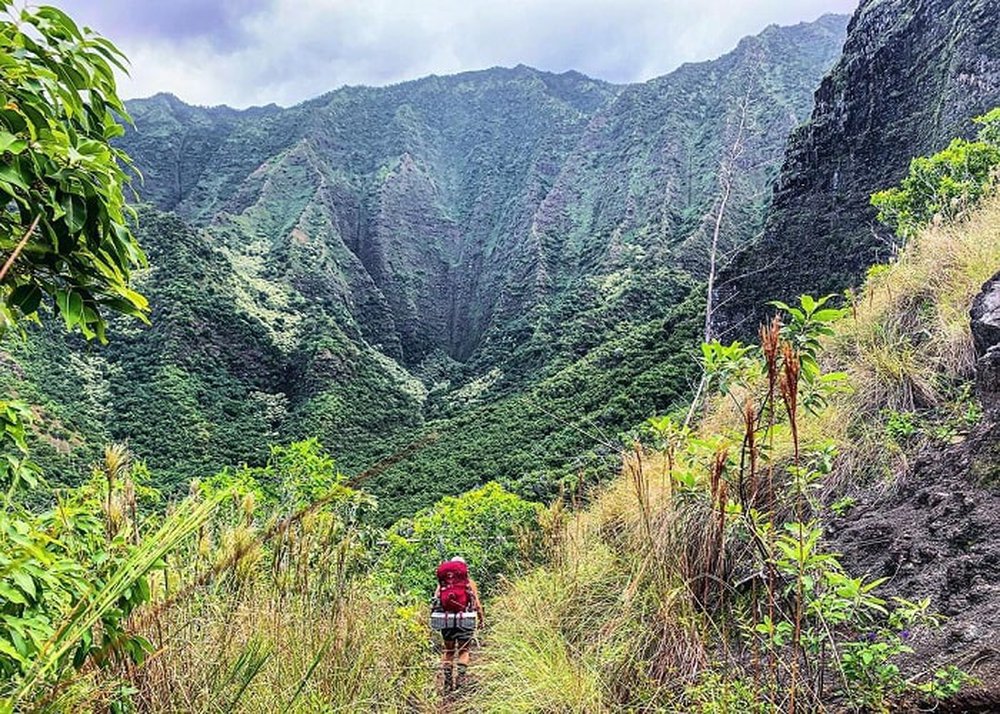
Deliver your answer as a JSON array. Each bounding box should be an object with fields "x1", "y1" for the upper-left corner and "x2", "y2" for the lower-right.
[
  {"x1": 380, "y1": 482, "x2": 541, "y2": 597},
  {"x1": 0, "y1": 1, "x2": 147, "y2": 341},
  {"x1": 0, "y1": 6, "x2": 196, "y2": 709}
]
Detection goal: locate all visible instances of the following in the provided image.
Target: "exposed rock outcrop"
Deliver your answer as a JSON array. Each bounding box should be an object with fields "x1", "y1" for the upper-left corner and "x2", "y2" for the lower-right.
[
  {"x1": 719, "y1": 0, "x2": 1000, "y2": 336},
  {"x1": 829, "y1": 282, "x2": 1000, "y2": 710},
  {"x1": 830, "y1": 419, "x2": 1000, "y2": 710},
  {"x1": 972, "y1": 271, "x2": 1000, "y2": 411}
]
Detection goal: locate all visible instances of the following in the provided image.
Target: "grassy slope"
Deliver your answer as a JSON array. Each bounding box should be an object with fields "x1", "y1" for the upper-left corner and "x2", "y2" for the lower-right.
[{"x1": 469, "y1": 194, "x2": 1000, "y2": 712}]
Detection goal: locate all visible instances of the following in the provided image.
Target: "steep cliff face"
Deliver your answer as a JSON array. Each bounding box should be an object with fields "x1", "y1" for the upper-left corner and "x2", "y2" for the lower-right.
[
  {"x1": 719, "y1": 0, "x2": 1000, "y2": 335},
  {"x1": 120, "y1": 93, "x2": 281, "y2": 213},
  {"x1": 127, "y1": 66, "x2": 617, "y2": 368},
  {"x1": 531, "y1": 16, "x2": 849, "y2": 280}
]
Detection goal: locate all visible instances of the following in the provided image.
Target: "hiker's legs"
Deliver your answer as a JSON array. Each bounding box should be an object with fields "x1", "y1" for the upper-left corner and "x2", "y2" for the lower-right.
[
  {"x1": 456, "y1": 639, "x2": 472, "y2": 667},
  {"x1": 455, "y1": 638, "x2": 472, "y2": 687},
  {"x1": 441, "y1": 639, "x2": 456, "y2": 690},
  {"x1": 442, "y1": 639, "x2": 456, "y2": 665}
]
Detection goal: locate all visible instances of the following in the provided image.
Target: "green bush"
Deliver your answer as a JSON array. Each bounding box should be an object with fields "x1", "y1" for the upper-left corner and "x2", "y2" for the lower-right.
[{"x1": 871, "y1": 107, "x2": 1000, "y2": 240}]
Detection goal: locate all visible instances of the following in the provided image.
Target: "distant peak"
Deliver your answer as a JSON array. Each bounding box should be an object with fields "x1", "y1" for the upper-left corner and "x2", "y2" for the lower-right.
[
  {"x1": 126, "y1": 14, "x2": 843, "y2": 113},
  {"x1": 126, "y1": 92, "x2": 281, "y2": 115},
  {"x1": 148, "y1": 91, "x2": 183, "y2": 104}
]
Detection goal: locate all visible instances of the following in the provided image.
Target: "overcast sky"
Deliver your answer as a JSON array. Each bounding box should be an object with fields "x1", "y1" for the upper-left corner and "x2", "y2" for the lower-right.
[{"x1": 50, "y1": 0, "x2": 859, "y2": 108}]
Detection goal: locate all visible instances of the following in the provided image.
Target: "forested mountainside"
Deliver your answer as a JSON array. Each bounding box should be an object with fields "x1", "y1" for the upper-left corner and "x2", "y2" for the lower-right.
[
  {"x1": 719, "y1": 0, "x2": 1000, "y2": 335},
  {"x1": 3, "y1": 16, "x2": 847, "y2": 519}
]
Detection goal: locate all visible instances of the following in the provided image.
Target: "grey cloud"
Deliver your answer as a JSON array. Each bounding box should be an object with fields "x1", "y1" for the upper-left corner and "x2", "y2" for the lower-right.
[
  {"x1": 50, "y1": 0, "x2": 859, "y2": 107},
  {"x1": 55, "y1": 0, "x2": 271, "y2": 50}
]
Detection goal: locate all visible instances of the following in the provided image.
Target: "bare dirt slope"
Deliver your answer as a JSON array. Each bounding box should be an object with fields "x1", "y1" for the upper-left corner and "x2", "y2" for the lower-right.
[{"x1": 831, "y1": 417, "x2": 1000, "y2": 711}]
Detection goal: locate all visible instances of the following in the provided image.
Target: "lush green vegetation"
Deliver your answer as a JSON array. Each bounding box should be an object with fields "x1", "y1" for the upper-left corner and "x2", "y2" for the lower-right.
[
  {"x1": 871, "y1": 107, "x2": 1000, "y2": 241},
  {"x1": 2, "y1": 17, "x2": 848, "y2": 518},
  {"x1": 469, "y1": 120, "x2": 1000, "y2": 713},
  {"x1": 0, "y1": 1, "x2": 146, "y2": 340},
  {"x1": 1, "y1": 427, "x2": 544, "y2": 710},
  {"x1": 473, "y1": 294, "x2": 977, "y2": 711},
  {"x1": 381, "y1": 482, "x2": 543, "y2": 596},
  {"x1": 9, "y1": 153, "x2": 991, "y2": 710},
  {"x1": 3, "y1": 2, "x2": 993, "y2": 711},
  {"x1": 2, "y1": 213, "x2": 704, "y2": 518}
]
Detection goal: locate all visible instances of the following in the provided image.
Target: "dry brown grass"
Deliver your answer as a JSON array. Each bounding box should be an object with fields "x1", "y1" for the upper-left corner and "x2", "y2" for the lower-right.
[
  {"x1": 833, "y1": 194, "x2": 1000, "y2": 405},
  {"x1": 471, "y1": 448, "x2": 736, "y2": 712}
]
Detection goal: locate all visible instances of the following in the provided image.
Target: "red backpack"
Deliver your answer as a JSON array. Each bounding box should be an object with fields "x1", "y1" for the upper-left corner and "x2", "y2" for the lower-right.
[{"x1": 436, "y1": 560, "x2": 472, "y2": 613}]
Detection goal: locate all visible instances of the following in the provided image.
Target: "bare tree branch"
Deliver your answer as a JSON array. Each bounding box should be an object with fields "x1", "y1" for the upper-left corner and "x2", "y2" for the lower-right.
[
  {"x1": 704, "y1": 79, "x2": 755, "y2": 343},
  {"x1": 0, "y1": 215, "x2": 42, "y2": 283}
]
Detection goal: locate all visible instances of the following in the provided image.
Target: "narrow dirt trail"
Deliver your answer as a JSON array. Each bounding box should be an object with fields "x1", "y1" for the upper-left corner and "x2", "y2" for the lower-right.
[{"x1": 433, "y1": 635, "x2": 485, "y2": 713}]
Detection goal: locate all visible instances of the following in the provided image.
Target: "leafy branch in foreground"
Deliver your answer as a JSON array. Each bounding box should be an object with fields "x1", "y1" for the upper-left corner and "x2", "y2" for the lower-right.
[
  {"x1": 0, "y1": 1, "x2": 147, "y2": 341},
  {"x1": 2, "y1": 489, "x2": 225, "y2": 713}
]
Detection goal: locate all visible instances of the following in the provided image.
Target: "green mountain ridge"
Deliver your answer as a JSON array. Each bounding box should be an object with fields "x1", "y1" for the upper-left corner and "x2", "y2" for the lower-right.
[{"x1": 3, "y1": 15, "x2": 848, "y2": 521}]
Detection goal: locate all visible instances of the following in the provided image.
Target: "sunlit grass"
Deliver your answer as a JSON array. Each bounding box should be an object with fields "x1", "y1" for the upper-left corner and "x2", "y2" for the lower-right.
[{"x1": 136, "y1": 584, "x2": 434, "y2": 713}]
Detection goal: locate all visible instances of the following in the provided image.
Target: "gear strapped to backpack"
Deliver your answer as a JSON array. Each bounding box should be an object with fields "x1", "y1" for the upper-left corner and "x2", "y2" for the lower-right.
[{"x1": 430, "y1": 560, "x2": 478, "y2": 631}]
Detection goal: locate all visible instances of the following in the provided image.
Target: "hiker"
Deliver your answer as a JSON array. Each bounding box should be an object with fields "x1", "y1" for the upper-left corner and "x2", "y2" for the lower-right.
[{"x1": 432, "y1": 556, "x2": 484, "y2": 691}]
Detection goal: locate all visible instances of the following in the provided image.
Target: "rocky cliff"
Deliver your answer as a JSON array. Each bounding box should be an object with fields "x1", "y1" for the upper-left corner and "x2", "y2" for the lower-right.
[
  {"x1": 829, "y1": 272, "x2": 1000, "y2": 710},
  {"x1": 719, "y1": 0, "x2": 1000, "y2": 336},
  {"x1": 972, "y1": 272, "x2": 1000, "y2": 410},
  {"x1": 121, "y1": 16, "x2": 847, "y2": 374}
]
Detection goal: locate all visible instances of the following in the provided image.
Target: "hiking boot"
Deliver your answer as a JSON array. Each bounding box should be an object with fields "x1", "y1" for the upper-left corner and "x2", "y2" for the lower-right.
[
  {"x1": 442, "y1": 665, "x2": 454, "y2": 692},
  {"x1": 455, "y1": 663, "x2": 468, "y2": 690}
]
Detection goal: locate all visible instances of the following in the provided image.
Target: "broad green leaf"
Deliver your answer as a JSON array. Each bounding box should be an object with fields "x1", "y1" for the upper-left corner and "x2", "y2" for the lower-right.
[
  {"x1": 60, "y1": 193, "x2": 86, "y2": 233},
  {"x1": 10, "y1": 570, "x2": 35, "y2": 600},
  {"x1": 0, "y1": 162, "x2": 28, "y2": 190},
  {"x1": 0, "y1": 582, "x2": 27, "y2": 605},
  {"x1": 35, "y1": 6, "x2": 85, "y2": 40},
  {"x1": 812, "y1": 308, "x2": 847, "y2": 323},
  {"x1": 0, "y1": 637, "x2": 27, "y2": 664},
  {"x1": 55, "y1": 290, "x2": 83, "y2": 328},
  {"x1": 0, "y1": 131, "x2": 27, "y2": 154}
]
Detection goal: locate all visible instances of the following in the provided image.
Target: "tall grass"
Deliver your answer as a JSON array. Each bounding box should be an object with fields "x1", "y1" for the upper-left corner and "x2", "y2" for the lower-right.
[
  {"x1": 132, "y1": 583, "x2": 433, "y2": 712},
  {"x1": 472, "y1": 455, "x2": 716, "y2": 712},
  {"x1": 114, "y1": 489, "x2": 438, "y2": 713},
  {"x1": 470, "y1": 193, "x2": 1000, "y2": 712},
  {"x1": 4, "y1": 492, "x2": 226, "y2": 714},
  {"x1": 699, "y1": 194, "x2": 1000, "y2": 490},
  {"x1": 819, "y1": 193, "x2": 1000, "y2": 488},
  {"x1": 836, "y1": 194, "x2": 1000, "y2": 400},
  {"x1": 10, "y1": 440, "x2": 444, "y2": 713}
]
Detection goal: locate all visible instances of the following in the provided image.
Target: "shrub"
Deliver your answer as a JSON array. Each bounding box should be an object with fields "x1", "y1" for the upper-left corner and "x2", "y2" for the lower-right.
[
  {"x1": 871, "y1": 107, "x2": 1000, "y2": 241},
  {"x1": 379, "y1": 482, "x2": 542, "y2": 598}
]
